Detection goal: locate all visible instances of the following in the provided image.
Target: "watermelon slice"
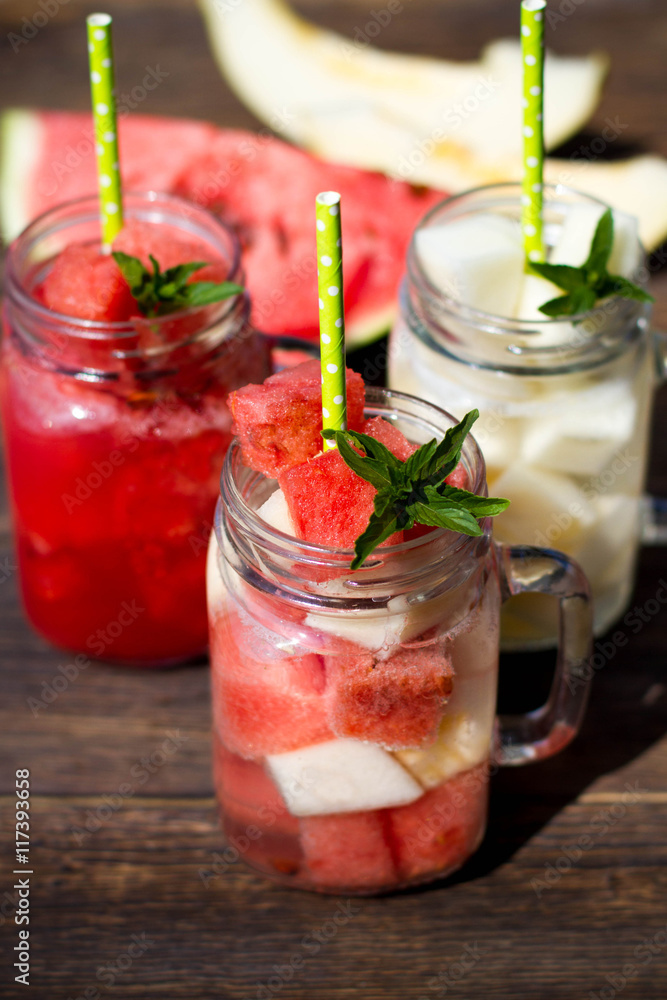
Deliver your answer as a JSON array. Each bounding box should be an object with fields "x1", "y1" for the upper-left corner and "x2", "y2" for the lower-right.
[
  {"x1": 324, "y1": 642, "x2": 453, "y2": 750},
  {"x1": 299, "y1": 810, "x2": 396, "y2": 890},
  {"x1": 230, "y1": 359, "x2": 365, "y2": 478},
  {"x1": 386, "y1": 764, "x2": 488, "y2": 880},
  {"x1": 1, "y1": 110, "x2": 446, "y2": 346}
]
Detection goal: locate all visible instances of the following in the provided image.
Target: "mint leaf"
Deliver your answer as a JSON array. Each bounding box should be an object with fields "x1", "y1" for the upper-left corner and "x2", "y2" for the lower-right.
[
  {"x1": 325, "y1": 410, "x2": 509, "y2": 569},
  {"x1": 527, "y1": 209, "x2": 653, "y2": 318},
  {"x1": 583, "y1": 207, "x2": 613, "y2": 281},
  {"x1": 526, "y1": 262, "x2": 588, "y2": 293},
  {"x1": 112, "y1": 251, "x2": 244, "y2": 317}
]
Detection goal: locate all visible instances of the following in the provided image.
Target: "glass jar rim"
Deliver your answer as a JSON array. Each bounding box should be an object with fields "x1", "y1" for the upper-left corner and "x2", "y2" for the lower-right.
[
  {"x1": 5, "y1": 190, "x2": 244, "y2": 344},
  {"x1": 216, "y1": 385, "x2": 489, "y2": 582},
  {"x1": 406, "y1": 180, "x2": 648, "y2": 328}
]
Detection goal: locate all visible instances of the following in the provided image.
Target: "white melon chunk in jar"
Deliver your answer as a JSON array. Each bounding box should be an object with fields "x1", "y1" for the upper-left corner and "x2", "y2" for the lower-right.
[
  {"x1": 520, "y1": 380, "x2": 637, "y2": 477},
  {"x1": 266, "y1": 738, "x2": 423, "y2": 816},
  {"x1": 257, "y1": 486, "x2": 295, "y2": 535},
  {"x1": 550, "y1": 203, "x2": 641, "y2": 276},
  {"x1": 490, "y1": 463, "x2": 596, "y2": 548},
  {"x1": 512, "y1": 273, "x2": 579, "y2": 348},
  {"x1": 415, "y1": 214, "x2": 524, "y2": 317},
  {"x1": 569, "y1": 494, "x2": 640, "y2": 588}
]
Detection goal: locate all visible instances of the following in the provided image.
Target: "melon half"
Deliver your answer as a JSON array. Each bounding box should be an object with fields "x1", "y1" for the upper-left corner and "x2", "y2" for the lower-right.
[
  {"x1": 199, "y1": 0, "x2": 667, "y2": 252},
  {"x1": 0, "y1": 110, "x2": 445, "y2": 346}
]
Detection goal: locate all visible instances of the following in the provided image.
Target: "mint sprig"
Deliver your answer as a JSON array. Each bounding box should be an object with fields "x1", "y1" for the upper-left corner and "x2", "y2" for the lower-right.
[
  {"x1": 322, "y1": 409, "x2": 509, "y2": 569},
  {"x1": 112, "y1": 251, "x2": 244, "y2": 318},
  {"x1": 528, "y1": 208, "x2": 654, "y2": 318}
]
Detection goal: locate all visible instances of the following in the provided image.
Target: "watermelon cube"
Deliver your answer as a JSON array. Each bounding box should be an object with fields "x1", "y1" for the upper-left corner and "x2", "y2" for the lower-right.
[
  {"x1": 42, "y1": 245, "x2": 136, "y2": 321},
  {"x1": 299, "y1": 811, "x2": 396, "y2": 890},
  {"x1": 324, "y1": 642, "x2": 453, "y2": 750},
  {"x1": 213, "y1": 737, "x2": 299, "y2": 836},
  {"x1": 112, "y1": 219, "x2": 227, "y2": 283},
  {"x1": 386, "y1": 764, "x2": 488, "y2": 880},
  {"x1": 229, "y1": 359, "x2": 365, "y2": 478},
  {"x1": 278, "y1": 415, "x2": 415, "y2": 548},
  {"x1": 210, "y1": 604, "x2": 333, "y2": 758}
]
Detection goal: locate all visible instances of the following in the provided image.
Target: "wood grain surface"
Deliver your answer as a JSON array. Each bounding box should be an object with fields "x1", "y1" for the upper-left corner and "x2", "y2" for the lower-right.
[{"x1": 1, "y1": 1, "x2": 666, "y2": 997}]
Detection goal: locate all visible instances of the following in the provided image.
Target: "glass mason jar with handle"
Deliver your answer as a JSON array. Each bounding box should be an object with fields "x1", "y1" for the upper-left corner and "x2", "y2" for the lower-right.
[
  {"x1": 388, "y1": 183, "x2": 663, "y2": 649},
  {"x1": 1, "y1": 191, "x2": 270, "y2": 665},
  {"x1": 207, "y1": 387, "x2": 593, "y2": 895}
]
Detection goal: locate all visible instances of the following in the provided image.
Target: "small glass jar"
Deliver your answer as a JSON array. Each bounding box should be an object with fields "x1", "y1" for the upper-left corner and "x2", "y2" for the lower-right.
[
  {"x1": 1, "y1": 192, "x2": 270, "y2": 664},
  {"x1": 208, "y1": 387, "x2": 593, "y2": 895},
  {"x1": 388, "y1": 183, "x2": 661, "y2": 648}
]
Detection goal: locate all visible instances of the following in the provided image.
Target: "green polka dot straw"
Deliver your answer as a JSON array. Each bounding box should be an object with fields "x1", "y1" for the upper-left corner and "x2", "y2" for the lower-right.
[
  {"x1": 316, "y1": 192, "x2": 347, "y2": 449},
  {"x1": 87, "y1": 13, "x2": 123, "y2": 249},
  {"x1": 521, "y1": 0, "x2": 546, "y2": 263}
]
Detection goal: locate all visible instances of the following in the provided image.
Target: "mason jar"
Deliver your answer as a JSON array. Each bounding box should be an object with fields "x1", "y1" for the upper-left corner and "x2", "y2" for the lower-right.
[
  {"x1": 1, "y1": 191, "x2": 270, "y2": 664},
  {"x1": 207, "y1": 386, "x2": 593, "y2": 894},
  {"x1": 388, "y1": 182, "x2": 661, "y2": 649}
]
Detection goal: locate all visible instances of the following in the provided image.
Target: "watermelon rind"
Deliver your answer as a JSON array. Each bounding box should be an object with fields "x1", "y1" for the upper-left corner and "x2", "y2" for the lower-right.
[{"x1": 1, "y1": 109, "x2": 43, "y2": 242}]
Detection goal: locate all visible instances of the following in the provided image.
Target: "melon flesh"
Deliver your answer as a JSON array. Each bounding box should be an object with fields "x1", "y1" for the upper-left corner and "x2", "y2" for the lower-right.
[
  {"x1": 550, "y1": 203, "x2": 641, "y2": 275},
  {"x1": 386, "y1": 763, "x2": 488, "y2": 879},
  {"x1": 416, "y1": 214, "x2": 524, "y2": 317},
  {"x1": 230, "y1": 359, "x2": 365, "y2": 478},
  {"x1": 210, "y1": 603, "x2": 333, "y2": 758},
  {"x1": 266, "y1": 738, "x2": 423, "y2": 816},
  {"x1": 41, "y1": 245, "x2": 136, "y2": 322},
  {"x1": 324, "y1": 642, "x2": 453, "y2": 750},
  {"x1": 299, "y1": 811, "x2": 396, "y2": 890}
]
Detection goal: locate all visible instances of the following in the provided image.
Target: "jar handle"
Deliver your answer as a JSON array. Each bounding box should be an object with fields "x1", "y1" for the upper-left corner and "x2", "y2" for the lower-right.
[{"x1": 495, "y1": 543, "x2": 593, "y2": 766}]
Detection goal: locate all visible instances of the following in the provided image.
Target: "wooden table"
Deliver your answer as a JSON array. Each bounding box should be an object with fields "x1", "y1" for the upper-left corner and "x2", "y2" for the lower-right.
[{"x1": 1, "y1": 1, "x2": 666, "y2": 996}]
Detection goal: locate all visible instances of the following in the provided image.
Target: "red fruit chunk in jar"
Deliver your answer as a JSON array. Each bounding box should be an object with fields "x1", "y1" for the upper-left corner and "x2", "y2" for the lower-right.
[
  {"x1": 386, "y1": 764, "x2": 488, "y2": 880},
  {"x1": 229, "y1": 359, "x2": 365, "y2": 478},
  {"x1": 278, "y1": 415, "x2": 414, "y2": 548},
  {"x1": 299, "y1": 810, "x2": 396, "y2": 890},
  {"x1": 41, "y1": 245, "x2": 136, "y2": 321},
  {"x1": 210, "y1": 605, "x2": 333, "y2": 758},
  {"x1": 324, "y1": 642, "x2": 453, "y2": 750},
  {"x1": 112, "y1": 220, "x2": 227, "y2": 283},
  {"x1": 213, "y1": 738, "x2": 299, "y2": 836}
]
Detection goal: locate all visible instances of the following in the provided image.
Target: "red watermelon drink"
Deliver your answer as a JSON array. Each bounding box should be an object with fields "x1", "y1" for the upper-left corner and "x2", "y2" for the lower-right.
[
  {"x1": 1, "y1": 192, "x2": 270, "y2": 664},
  {"x1": 207, "y1": 366, "x2": 594, "y2": 893}
]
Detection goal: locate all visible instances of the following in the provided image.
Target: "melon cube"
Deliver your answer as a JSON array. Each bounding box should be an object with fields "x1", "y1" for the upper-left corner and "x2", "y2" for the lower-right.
[
  {"x1": 229, "y1": 360, "x2": 365, "y2": 477},
  {"x1": 112, "y1": 219, "x2": 227, "y2": 282},
  {"x1": 266, "y1": 738, "x2": 423, "y2": 815},
  {"x1": 300, "y1": 811, "x2": 396, "y2": 890},
  {"x1": 550, "y1": 204, "x2": 641, "y2": 277},
  {"x1": 490, "y1": 463, "x2": 595, "y2": 548},
  {"x1": 42, "y1": 245, "x2": 135, "y2": 321},
  {"x1": 324, "y1": 643, "x2": 453, "y2": 749},
  {"x1": 387, "y1": 764, "x2": 488, "y2": 879},
  {"x1": 415, "y1": 213, "x2": 524, "y2": 317}
]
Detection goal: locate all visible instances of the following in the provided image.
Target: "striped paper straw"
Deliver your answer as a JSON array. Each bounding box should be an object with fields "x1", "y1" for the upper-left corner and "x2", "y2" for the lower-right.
[
  {"x1": 87, "y1": 13, "x2": 123, "y2": 250},
  {"x1": 316, "y1": 192, "x2": 347, "y2": 450},
  {"x1": 521, "y1": 0, "x2": 546, "y2": 262}
]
